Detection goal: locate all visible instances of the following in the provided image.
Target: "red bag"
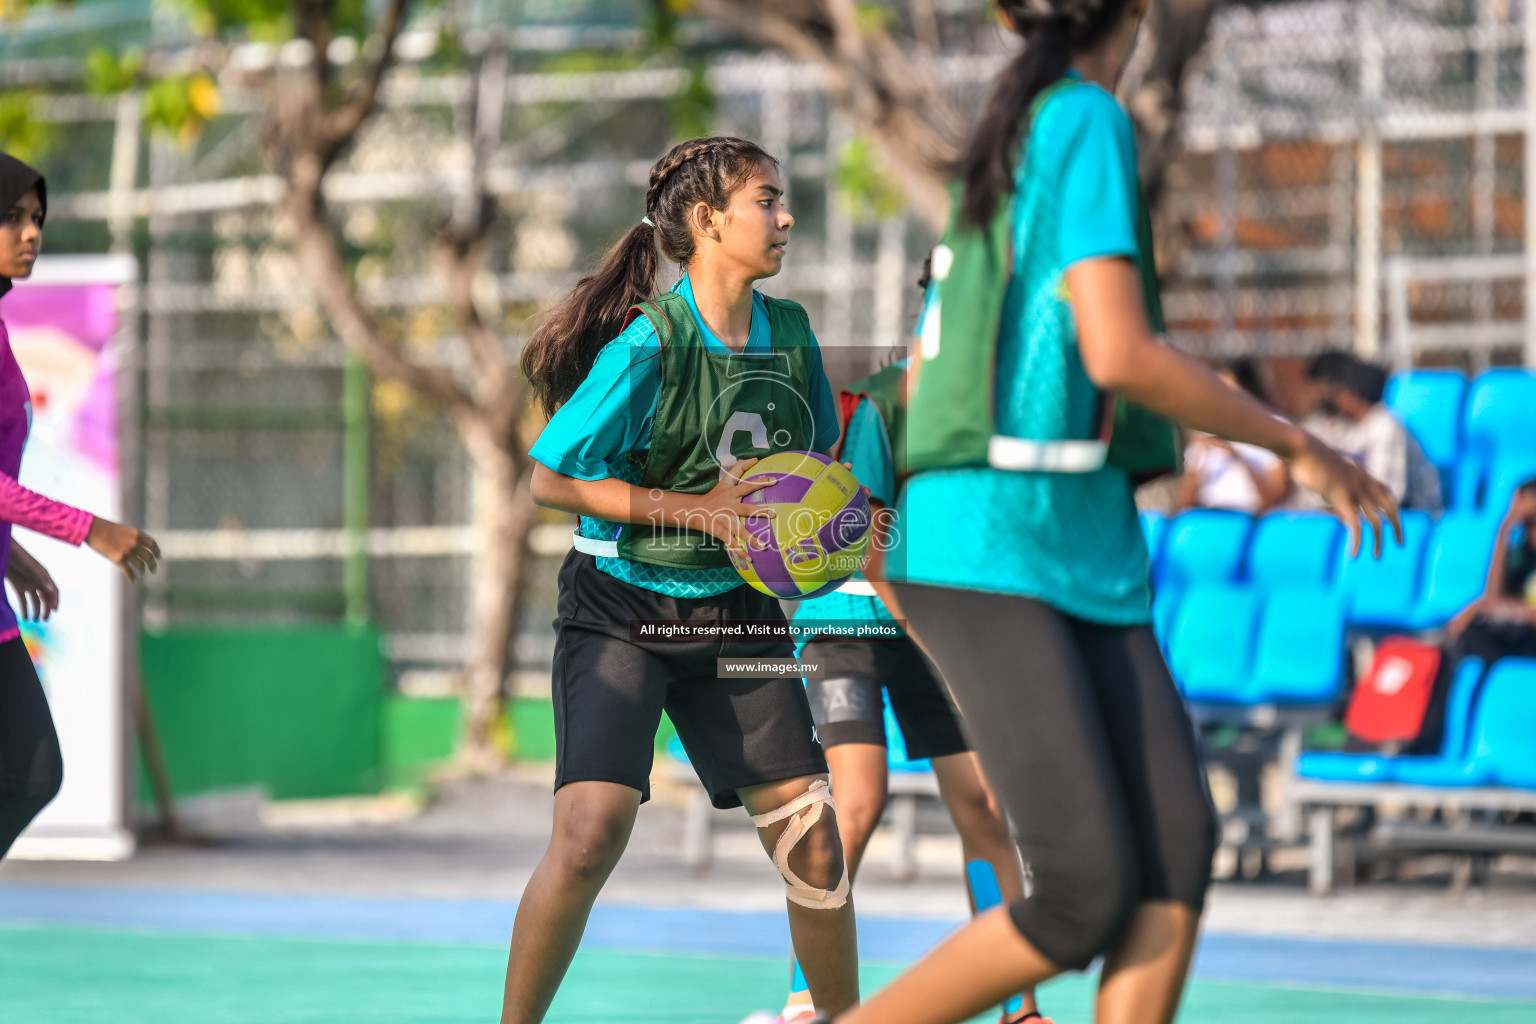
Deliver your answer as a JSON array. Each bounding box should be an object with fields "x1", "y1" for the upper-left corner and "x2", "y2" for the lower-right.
[{"x1": 1344, "y1": 637, "x2": 1441, "y2": 747}]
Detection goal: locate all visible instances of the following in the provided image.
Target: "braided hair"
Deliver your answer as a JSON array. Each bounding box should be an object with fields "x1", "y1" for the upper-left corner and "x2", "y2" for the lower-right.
[
  {"x1": 522, "y1": 136, "x2": 777, "y2": 416},
  {"x1": 956, "y1": 0, "x2": 1133, "y2": 228}
]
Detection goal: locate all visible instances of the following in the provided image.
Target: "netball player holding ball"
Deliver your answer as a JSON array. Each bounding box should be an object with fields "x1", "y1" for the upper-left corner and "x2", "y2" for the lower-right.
[{"x1": 506, "y1": 137, "x2": 858, "y2": 1024}]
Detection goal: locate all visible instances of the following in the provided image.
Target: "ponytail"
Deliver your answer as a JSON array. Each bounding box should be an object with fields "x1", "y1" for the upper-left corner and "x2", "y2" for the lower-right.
[
  {"x1": 522, "y1": 135, "x2": 776, "y2": 418},
  {"x1": 522, "y1": 222, "x2": 658, "y2": 417},
  {"x1": 957, "y1": 0, "x2": 1131, "y2": 229}
]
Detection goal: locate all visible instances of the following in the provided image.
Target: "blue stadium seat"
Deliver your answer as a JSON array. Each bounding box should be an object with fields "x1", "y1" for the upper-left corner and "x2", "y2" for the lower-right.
[
  {"x1": 1152, "y1": 585, "x2": 1181, "y2": 657},
  {"x1": 1405, "y1": 514, "x2": 1498, "y2": 629},
  {"x1": 1247, "y1": 586, "x2": 1349, "y2": 704},
  {"x1": 1336, "y1": 511, "x2": 1432, "y2": 628},
  {"x1": 1385, "y1": 369, "x2": 1465, "y2": 472},
  {"x1": 1463, "y1": 369, "x2": 1536, "y2": 461},
  {"x1": 1167, "y1": 584, "x2": 1260, "y2": 703},
  {"x1": 1296, "y1": 658, "x2": 1486, "y2": 784},
  {"x1": 1140, "y1": 511, "x2": 1167, "y2": 584},
  {"x1": 1468, "y1": 658, "x2": 1536, "y2": 788},
  {"x1": 1480, "y1": 452, "x2": 1536, "y2": 517},
  {"x1": 1246, "y1": 513, "x2": 1343, "y2": 588},
  {"x1": 1294, "y1": 750, "x2": 1394, "y2": 783},
  {"x1": 1451, "y1": 439, "x2": 1494, "y2": 511},
  {"x1": 1394, "y1": 657, "x2": 1535, "y2": 787},
  {"x1": 1158, "y1": 510, "x2": 1254, "y2": 590}
]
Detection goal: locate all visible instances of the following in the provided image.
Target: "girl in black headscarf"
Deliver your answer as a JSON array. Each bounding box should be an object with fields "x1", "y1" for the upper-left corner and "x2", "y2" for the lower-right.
[{"x1": 0, "y1": 152, "x2": 161, "y2": 857}]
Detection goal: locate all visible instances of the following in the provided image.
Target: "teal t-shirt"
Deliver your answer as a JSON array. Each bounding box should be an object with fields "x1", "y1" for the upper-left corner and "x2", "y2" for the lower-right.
[
  {"x1": 794, "y1": 390, "x2": 902, "y2": 634},
  {"x1": 891, "y1": 76, "x2": 1153, "y2": 625},
  {"x1": 529, "y1": 273, "x2": 841, "y2": 598}
]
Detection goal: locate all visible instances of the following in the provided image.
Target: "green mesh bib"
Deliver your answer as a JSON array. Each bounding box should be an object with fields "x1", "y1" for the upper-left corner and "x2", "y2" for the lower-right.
[
  {"x1": 598, "y1": 291, "x2": 819, "y2": 570},
  {"x1": 840, "y1": 360, "x2": 907, "y2": 482}
]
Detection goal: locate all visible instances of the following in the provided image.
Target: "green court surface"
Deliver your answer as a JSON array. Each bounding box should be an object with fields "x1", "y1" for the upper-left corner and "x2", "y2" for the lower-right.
[{"x1": 2, "y1": 923, "x2": 1532, "y2": 1024}]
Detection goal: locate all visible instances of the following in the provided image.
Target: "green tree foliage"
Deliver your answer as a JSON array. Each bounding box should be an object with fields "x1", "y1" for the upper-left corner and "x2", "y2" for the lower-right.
[
  {"x1": 834, "y1": 135, "x2": 905, "y2": 223},
  {"x1": 0, "y1": 93, "x2": 53, "y2": 164},
  {"x1": 85, "y1": 48, "x2": 146, "y2": 95}
]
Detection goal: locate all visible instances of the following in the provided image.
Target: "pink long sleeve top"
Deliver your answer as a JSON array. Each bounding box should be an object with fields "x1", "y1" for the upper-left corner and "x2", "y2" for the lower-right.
[{"x1": 0, "y1": 317, "x2": 94, "y2": 643}]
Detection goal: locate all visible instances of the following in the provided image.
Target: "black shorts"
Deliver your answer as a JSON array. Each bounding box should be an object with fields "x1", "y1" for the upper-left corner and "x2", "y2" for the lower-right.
[
  {"x1": 800, "y1": 636, "x2": 968, "y2": 760},
  {"x1": 551, "y1": 550, "x2": 827, "y2": 810},
  {"x1": 893, "y1": 583, "x2": 1218, "y2": 971}
]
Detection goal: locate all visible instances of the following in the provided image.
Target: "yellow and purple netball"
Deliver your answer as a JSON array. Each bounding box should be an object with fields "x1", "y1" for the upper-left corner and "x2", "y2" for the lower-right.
[{"x1": 728, "y1": 451, "x2": 872, "y2": 600}]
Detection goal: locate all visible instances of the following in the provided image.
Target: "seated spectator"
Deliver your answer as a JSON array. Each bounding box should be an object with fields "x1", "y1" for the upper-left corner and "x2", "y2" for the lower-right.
[
  {"x1": 1174, "y1": 361, "x2": 1289, "y2": 513},
  {"x1": 1446, "y1": 479, "x2": 1536, "y2": 664},
  {"x1": 1298, "y1": 350, "x2": 1444, "y2": 513}
]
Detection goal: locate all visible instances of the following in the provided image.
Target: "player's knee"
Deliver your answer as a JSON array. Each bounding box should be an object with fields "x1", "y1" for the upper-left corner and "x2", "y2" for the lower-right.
[
  {"x1": 948, "y1": 786, "x2": 1008, "y2": 849},
  {"x1": 783, "y1": 808, "x2": 846, "y2": 892},
  {"x1": 834, "y1": 784, "x2": 886, "y2": 843},
  {"x1": 1169, "y1": 790, "x2": 1220, "y2": 905},
  {"x1": 29, "y1": 767, "x2": 62, "y2": 809},
  {"x1": 752, "y1": 780, "x2": 849, "y2": 909},
  {"x1": 1014, "y1": 845, "x2": 1139, "y2": 969},
  {"x1": 0, "y1": 736, "x2": 62, "y2": 812},
  {"x1": 553, "y1": 808, "x2": 629, "y2": 883}
]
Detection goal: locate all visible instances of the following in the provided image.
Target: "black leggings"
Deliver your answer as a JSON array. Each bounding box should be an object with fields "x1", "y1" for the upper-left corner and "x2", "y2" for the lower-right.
[
  {"x1": 0, "y1": 636, "x2": 63, "y2": 858},
  {"x1": 893, "y1": 584, "x2": 1217, "y2": 971}
]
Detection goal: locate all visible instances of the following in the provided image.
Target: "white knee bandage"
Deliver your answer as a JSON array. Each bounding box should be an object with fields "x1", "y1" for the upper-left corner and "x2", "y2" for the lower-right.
[{"x1": 751, "y1": 779, "x2": 850, "y2": 910}]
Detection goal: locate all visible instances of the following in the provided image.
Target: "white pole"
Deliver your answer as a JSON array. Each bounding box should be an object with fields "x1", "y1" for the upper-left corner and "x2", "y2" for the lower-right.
[
  {"x1": 1217, "y1": 53, "x2": 1239, "y2": 353},
  {"x1": 1356, "y1": 0, "x2": 1384, "y2": 361},
  {"x1": 1473, "y1": 0, "x2": 1498, "y2": 369},
  {"x1": 1524, "y1": 0, "x2": 1536, "y2": 366}
]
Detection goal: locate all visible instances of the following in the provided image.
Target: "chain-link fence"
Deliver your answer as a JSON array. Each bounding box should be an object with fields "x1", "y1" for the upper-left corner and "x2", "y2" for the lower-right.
[
  {"x1": 8, "y1": 0, "x2": 1536, "y2": 690},
  {"x1": 1168, "y1": 0, "x2": 1536, "y2": 378}
]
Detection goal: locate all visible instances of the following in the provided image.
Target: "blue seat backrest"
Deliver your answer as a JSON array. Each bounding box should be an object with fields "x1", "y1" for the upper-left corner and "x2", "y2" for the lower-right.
[
  {"x1": 1437, "y1": 657, "x2": 1487, "y2": 761},
  {"x1": 1337, "y1": 511, "x2": 1432, "y2": 620},
  {"x1": 1167, "y1": 584, "x2": 1260, "y2": 699},
  {"x1": 1159, "y1": 510, "x2": 1254, "y2": 590},
  {"x1": 1415, "y1": 515, "x2": 1498, "y2": 626},
  {"x1": 1250, "y1": 586, "x2": 1348, "y2": 702},
  {"x1": 1247, "y1": 513, "x2": 1343, "y2": 588},
  {"x1": 1141, "y1": 511, "x2": 1168, "y2": 571},
  {"x1": 1152, "y1": 586, "x2": 1181, "y2": 652},
  {"x1": 1465, "y1": 658, "x2": 1536, "y2": 787},
  {"x1": 1386, "y1": 369, "x2": 1465, "y2": 470},
  {"x1": 1452, "y1": 439, "x2": 1494, "y2": 511},
  {"x1": 1463, "y1": 369, "x2": 1536, "y2": 460},
  {"x1": 1482, "y1": 452, "x2": 1536, "y2": 517}
]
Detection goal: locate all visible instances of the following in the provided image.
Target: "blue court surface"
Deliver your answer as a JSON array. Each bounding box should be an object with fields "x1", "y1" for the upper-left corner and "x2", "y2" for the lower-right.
[{"x1": 1, "y1": 884, "x2": 1533, "y2": 1022}]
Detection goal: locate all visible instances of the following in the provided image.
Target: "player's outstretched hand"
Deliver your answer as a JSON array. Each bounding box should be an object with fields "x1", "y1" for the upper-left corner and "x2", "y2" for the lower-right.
[
  {"x1": 6, "y1": 542, "x2": 58, "y2": 621},
  {"x1": 86, "y1": 517, "x2": 162, "y2": 582},
  {"x1": 1288, "y1": 434, "x2": 1402, "y2": 558},
  {"x1": 703, "y1": 457, "x2": 777, "y2": 552}
]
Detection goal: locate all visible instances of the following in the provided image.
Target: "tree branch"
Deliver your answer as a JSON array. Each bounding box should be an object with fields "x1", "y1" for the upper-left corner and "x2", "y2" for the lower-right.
[
  {"x1": 444, "y1": 218, "x2": 515, "y2": 422},
  {"x1": 284, "y1": 178, "x2": 473, "y2": 412},
  {"x1": 1124, "y1": 0, "x2": 1228, "y2": 208},
  {"x1": 693, "y1": 0, "x2": 959, "y2": 229},
  {"x1": 445, "y1": 38, "x2": 516, "y2": 428},
  {"x1": 321, "y1": 0, "x2": 413, "y2": 165},
  {"x1": 1120, "y1": 0, "x2": 1229, "y2": 272}
]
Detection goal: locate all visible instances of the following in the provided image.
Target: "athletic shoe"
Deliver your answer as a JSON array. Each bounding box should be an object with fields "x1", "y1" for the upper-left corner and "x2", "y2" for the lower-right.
[{"x1": 736, "y1": 1009, "x2": 821, "y2": 1024}]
